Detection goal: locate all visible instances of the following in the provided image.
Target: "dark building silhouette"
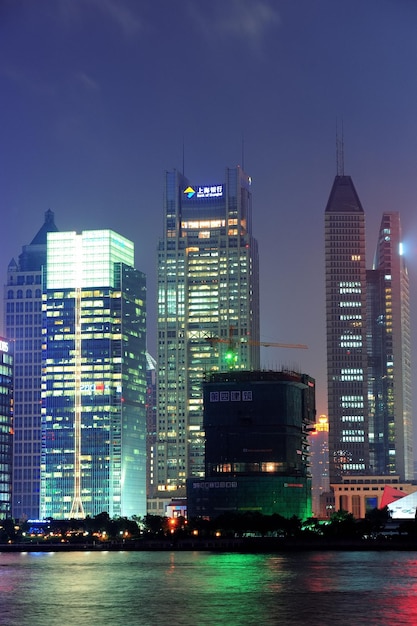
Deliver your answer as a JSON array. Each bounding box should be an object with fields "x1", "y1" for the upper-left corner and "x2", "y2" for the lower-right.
[{"x1": 187, "y1": 370, "x2": 316, "y2": 520}]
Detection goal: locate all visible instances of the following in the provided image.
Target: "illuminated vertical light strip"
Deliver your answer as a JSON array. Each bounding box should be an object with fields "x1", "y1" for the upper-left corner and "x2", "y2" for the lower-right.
[{"x1": 70, "y1": 234, "x2": 85, "y2": 519}]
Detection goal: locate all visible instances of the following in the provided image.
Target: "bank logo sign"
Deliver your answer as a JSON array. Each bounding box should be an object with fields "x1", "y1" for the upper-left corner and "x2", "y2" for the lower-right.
[{"x1": 184, "y1": 185, "x2": 223, "y2": 199}]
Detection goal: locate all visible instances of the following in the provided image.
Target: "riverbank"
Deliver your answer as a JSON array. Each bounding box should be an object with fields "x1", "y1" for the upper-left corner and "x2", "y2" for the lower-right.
[{"x1": 2, "y1": 535, "x2": 417, "y2": 552}]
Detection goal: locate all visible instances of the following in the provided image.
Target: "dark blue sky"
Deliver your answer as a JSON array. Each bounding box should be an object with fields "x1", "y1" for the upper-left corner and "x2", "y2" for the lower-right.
[{"x1": 2, "y1": 0, "x2": 417, "y2": 422}]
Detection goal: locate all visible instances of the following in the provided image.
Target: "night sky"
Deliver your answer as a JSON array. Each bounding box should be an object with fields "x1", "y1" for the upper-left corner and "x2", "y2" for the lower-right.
[{"x1": 2, "y1": 0, "x2": 417, "y2": 438}]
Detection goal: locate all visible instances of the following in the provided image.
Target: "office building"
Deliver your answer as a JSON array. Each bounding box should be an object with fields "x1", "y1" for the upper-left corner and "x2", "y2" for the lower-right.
[
  {"x1": 325, "y1": 174, "x2": 369, "y2": 483},
  {"x1": 4, "y1": 209, "x2": 58, "y2": 520},
  {"x1": 309, "y1": 414, "x2": 329, "y2": 517},
  {"x1": 0, "y1": 338, "x2": 13, "y2": 518},
  {"x1": 41, "y1": 230, "x2": 146, "y2": 519},
  {"x1": 146, "y1": 351, "x2": 157, "y2": 498},
  {"x1": 187, "y1": 370, "x2": 316, "y2": 520},
  {"x1": 325, "y1": 176, "x2": 412, "y2": 489},
  {"x1": 156, "y1": 167, "x2": 260, "y2": 498},
  {"x1": 367, "y1": 212, "x2": 412, "y2": 480}
]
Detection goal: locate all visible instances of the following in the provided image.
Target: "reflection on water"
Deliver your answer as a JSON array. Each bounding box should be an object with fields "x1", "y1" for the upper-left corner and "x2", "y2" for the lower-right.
[{"x1": 1, "y1": 550, "x2": 417, "y2": 625}]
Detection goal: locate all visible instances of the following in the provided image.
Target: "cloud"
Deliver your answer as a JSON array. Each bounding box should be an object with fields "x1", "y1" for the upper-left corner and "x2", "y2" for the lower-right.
[
  {"x1": 0, "y1": 63, "x2": 56, "y2": 97},
  {"x1": 75, "y1": 71, "x2": 100, "y2": 92},
  {"x1": 84, "y1": 0, "x2": 143, "y2": 39},
  {"x1": 187, "y1": 0, "x2": 280, "y2": 52}
]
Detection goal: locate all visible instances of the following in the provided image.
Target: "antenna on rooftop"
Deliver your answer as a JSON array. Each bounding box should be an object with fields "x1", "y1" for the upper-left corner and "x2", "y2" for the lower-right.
[
  {"x1": 336, "y1": 119, "x2": 345, "y2": 176},
  {"x1": 241, "y1": 133, "x2": 245, "y2": 171},
  {"x1": 182, "y1": 137, "x2": 185, "y2": 176}
]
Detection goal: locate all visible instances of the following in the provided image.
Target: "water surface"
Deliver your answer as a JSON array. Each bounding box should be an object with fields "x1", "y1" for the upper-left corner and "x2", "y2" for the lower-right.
[{"x1": 1, "y1": 550, "x2": 416, "y2": 625}]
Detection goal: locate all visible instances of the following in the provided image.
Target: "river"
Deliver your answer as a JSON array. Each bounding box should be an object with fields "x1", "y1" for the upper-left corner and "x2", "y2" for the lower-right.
[{"x1": 1, "y1": 550, "x2": 417, "y2": 625}]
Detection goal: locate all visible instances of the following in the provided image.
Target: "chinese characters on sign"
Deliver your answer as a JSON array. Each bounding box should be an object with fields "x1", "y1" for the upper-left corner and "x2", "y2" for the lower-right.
[
  {"x1": 196, "y1": 185, "x2": 223, "y2": 198},
  {"x1": 209, "y1": 390, "x2": 253, "y2": 402}
]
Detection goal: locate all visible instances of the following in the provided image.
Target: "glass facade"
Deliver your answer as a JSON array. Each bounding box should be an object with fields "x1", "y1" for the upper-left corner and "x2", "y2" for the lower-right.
[
  {"x1": 187, "y1": 370, "x2": 315, "y2": 520},
  {"x1": 157, "y1": 167, "x2": 260, "y2": 496},
  {"x1": 41, "y1": 230, "x2": 146, "y2": 519},
  {"x1": 367, "y1": 213, "x2": 412, "y2": 480},
  {"x1": 0, "y1": 338, "x2": 13, "y2": 518}
]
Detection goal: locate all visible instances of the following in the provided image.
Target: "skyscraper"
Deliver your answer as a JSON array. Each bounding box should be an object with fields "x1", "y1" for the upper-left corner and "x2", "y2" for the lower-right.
[
  {"x1": 325, "y1": 177, "x2": 413, "y2": 487},
  {"x1": 4, "y1": 209, "x2": 58, "y2": 520},
  {"x1": 367, "y1": 212, "x2": 412, "y2": 480},
  {"x1": 325, "y1": 175, "x2": 369, "y2": 483},
  {"x1": 41, "y1": 230, "x2": 146, "y2": 519},
  {"x1": 0, "y1": 337, "x2": 13, "y2": 518},
  {"x1": 157, "y1": 166, "x2": 260, "y2": 498}
]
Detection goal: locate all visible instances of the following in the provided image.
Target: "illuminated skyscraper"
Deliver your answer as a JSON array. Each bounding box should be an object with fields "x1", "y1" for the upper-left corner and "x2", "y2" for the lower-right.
[
  {"x1": 4, "y1": 209, "x2": 58, "y2": 520},
  {"x1": 157, "y1": 167, "x2": 260, "y2": 498},
  {"x1": 367, "y1": 213, "x2": 412, "y2": 480},
  {"x1": 325, "y1": 175, "x2": 369, "y2": 483},
  {"x1": 325, "y1": 177, "x2": 413, "y2": 486},
  {"x1": 41, "y1": 230, "x2": 146, "y2": 519},
  {"x1": 309, "y1": 414, "x2": 329, "y2": 516},
  {"x1": 0, "y1": 338, "x2": 13, "y2": 518}
]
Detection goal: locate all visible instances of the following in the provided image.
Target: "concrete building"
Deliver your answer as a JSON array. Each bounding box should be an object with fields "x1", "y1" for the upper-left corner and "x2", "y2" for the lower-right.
[
  {"x1": 4, "y1": 209, "x2": 58, "y2": 520},
  {"x1": 325, "y1": 174, "x2": 369, "y2": 483}
]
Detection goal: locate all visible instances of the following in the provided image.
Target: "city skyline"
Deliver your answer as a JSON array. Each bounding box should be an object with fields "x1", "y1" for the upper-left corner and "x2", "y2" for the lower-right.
[{"x1": 2, "y1": 1, "x2": 417, "y2": 447}]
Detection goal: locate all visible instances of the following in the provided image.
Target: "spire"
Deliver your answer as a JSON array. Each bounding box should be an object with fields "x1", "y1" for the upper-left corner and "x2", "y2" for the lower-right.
[
  {"x1": 336, "y1": 119, "x2": 344, "y2": 176},
  {"x1": 325, "y1": 175, "x2": 364, "y2": 214},
  {"x1": 30, "y1": 209, "x2": 58, "y2": 246}
]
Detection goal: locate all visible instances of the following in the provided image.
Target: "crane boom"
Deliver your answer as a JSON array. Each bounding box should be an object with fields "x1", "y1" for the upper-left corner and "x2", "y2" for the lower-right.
[{"x1": 206, "y1": 337, "x2": 307, "y2": 349}]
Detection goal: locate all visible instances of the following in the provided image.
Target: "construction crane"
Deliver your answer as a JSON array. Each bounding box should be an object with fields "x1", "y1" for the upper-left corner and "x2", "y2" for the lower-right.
[{"x1": 206, "y1": 327, "x2": 307, "y2": 368}]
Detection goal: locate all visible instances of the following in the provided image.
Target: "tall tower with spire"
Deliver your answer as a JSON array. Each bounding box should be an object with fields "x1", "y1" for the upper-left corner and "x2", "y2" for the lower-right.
[
  {"x1": 324, "y1": 175, "x2": 370, "y2": 483},
  {"x1": 4, "y1": 210, "x2": 58, "y2": 520}
]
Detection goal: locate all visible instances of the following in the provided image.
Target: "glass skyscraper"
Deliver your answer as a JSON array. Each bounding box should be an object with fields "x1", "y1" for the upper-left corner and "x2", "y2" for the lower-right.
[
  {"x1": 157, "y1": 166, "x2": 260, "y2": 498},
  {"x1": 41, "y1": 230, "x2": 146, "y2": 519},
  {"x1": 4, "y1": 209, "x2": 58, "y2": 520},
  {"x1": 367, "y1": 213, "x2": 412, "y2": 480},
  {"x1": 0, "y1": 337, "x2": 13, "y2": 518}
]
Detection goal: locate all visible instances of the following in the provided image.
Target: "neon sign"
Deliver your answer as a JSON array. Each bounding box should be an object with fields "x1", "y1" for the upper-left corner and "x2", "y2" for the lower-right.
[{"x1": 184, "y1": 185, "x2": 223, "y2": 199}]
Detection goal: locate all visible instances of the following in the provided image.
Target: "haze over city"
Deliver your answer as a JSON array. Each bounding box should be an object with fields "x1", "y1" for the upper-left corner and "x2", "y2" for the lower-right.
[{"x1": 2, "y1": 0, "x2": 417, "y2": 440}]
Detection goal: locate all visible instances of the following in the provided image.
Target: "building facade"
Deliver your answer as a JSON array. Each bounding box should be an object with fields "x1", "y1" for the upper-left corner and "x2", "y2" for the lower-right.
[
  {"x1": 4, "y1": 209, "x2": 58, "y2": 520},
  {"x1": 41, "y1": 230, "x2": 146, "y2": 519},
  {"x1": 187, "y1": 370, "x2": 316, "y2": 520},
  {"x1": 0, "y1": 338, "x2": 13, "y2": 518},
  {"x1": 309, "y1": 414, "x2": 329, "y2": 517},
  {"x1": 156, "y1": 167, "x2": 260, "y2": 498},
  {"x1": 367, "y1": 212, "x2": 412, "y2": 480},
  {"x1": 325, "y1": 175, "x2": 369, "y2": 483},
  {"x1": 325, "y1": 176, "x2": 413, "y2": 489}
]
